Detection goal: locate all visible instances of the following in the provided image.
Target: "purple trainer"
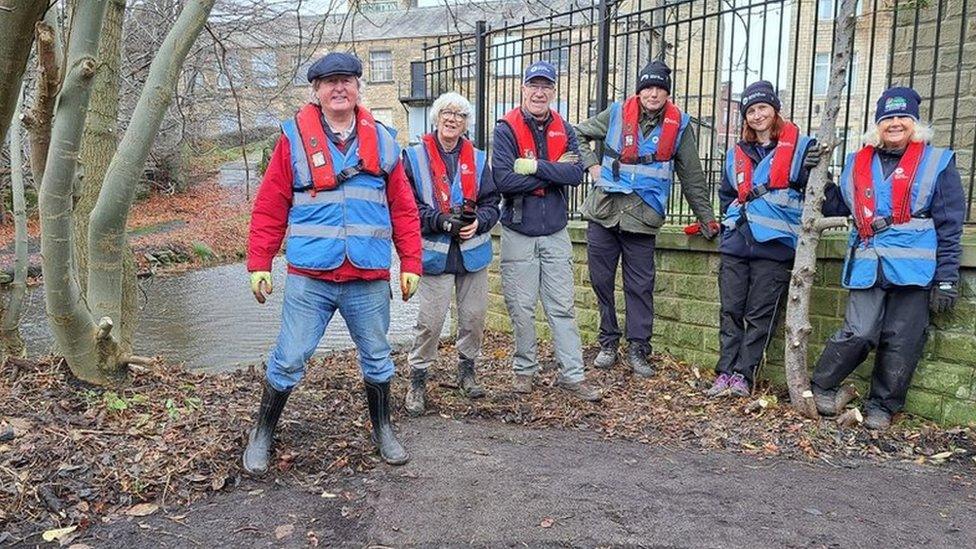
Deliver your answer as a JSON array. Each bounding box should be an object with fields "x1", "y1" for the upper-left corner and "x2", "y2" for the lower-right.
[
  {"x1": 706, "y1": 373, "x2": 732, "y2": 397},
  {"x1": 728, "y1": 373, "x2": 751, "y2": 397}
]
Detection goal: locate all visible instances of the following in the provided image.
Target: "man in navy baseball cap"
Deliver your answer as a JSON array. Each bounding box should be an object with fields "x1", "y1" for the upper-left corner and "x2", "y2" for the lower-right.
[
  {"x1": 306, "y1": 51, "x2": 363, "y2": 82},
  {"x1": 523, "y1": 60, "x2": 557, "y2": 84}
]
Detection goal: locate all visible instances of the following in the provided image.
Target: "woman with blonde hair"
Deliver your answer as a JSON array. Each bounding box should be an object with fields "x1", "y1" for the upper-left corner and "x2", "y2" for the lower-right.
[
  {"x1": 811, "y1": 86, "x2": 964, "y2": 430},
  {"x1": 707, "y1": 81, "x2": 824, "y2": 399},
  {"x1": 402, "y1": 92, "x2": 500, "y2": 415}
]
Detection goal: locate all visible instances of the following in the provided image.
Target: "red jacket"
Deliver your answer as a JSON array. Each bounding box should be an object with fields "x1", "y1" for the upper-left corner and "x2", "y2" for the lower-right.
[{"x1": 247, "y1": 134, "x2": 422, "y2": 281}]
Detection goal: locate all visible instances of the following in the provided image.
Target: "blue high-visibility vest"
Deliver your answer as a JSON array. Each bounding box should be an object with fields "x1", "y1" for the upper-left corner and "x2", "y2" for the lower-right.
[
  {"x1": 838, "y1": 144, "x2": 953, "y2": 289},
  {"x1": 404, "y1": 141, "x2": 492, "y2": 275},
  {"x1": 281, "y1": 117, "x2": 400, "y2": 271},
  {"x1": 721, "y1": 136, "x2": 813, "y2": 249},
  {"x1": 596, "y1": 101, "x2": 691, "y2": 216}
]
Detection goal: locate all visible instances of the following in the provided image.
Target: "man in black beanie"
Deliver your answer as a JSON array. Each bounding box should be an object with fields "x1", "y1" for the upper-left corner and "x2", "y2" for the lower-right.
[{"x1": 574, "y1": 59, "x2": 717, "y2": 376}]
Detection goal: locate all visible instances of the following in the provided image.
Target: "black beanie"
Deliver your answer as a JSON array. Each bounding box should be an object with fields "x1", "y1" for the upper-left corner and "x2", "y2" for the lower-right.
[
  {"x1": 740, "y1": 80, "x2": 781, "y2": 117},
  {"x1": 636, "y1": 60, "x2": 671, "y2": 94}
]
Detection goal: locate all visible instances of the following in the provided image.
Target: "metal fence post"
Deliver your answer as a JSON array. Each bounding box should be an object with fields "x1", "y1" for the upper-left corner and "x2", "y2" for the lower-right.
[
  {"x1": 474, "y1": 20, "x2": 488, "y2": 148},
  {"x1": 595, "y1": 0, "x2": 612, "y2": 114}
]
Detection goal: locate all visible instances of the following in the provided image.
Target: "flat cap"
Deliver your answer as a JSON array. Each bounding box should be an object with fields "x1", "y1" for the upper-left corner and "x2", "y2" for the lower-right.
[{"x1": 307, "y1": 52, "x2": 363, "y2": 82}]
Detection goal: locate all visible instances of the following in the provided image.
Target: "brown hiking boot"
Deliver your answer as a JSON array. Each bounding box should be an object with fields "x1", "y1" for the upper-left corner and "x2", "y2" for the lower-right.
[
  {"x1": 512, "y1": 374, "x2": 534, "y2": 394},
  {"x1": 555, "y1": 377, "x2": 602, "y2": 402},
  {"x1": 812, "y1": 385, "x2": 858, "y2": 416}
]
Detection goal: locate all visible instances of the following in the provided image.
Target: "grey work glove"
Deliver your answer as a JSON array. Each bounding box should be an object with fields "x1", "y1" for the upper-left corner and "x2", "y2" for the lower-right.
[
  {"x1": 929, "y1": 282, "x2": 958, "y2": 314},
  {"x1": 803, "y1": 143, "x2": 829, "y2": 169}
]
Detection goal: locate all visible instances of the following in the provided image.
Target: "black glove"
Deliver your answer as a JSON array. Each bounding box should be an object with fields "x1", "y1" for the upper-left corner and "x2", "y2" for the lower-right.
[
  {"x1": 458, "y1": 199, "x2": 478, "y2": 227},
  {"x1": 929, "y1": 282, "x2": 958, "y2": 314},
  {"x1": 699, "y1": 220, "x2": 721, "y2": 240},
  {"x1": 803, "y1": 143, "x2": 827, "y2": 169},
  {"x1": 437, "y1": 213, "x2": 464, "y2": 237}
]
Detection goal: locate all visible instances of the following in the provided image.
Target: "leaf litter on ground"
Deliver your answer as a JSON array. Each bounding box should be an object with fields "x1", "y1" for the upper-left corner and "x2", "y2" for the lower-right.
[{"x1": 1, "y1": 331, "x2": 973, "y2": 542}]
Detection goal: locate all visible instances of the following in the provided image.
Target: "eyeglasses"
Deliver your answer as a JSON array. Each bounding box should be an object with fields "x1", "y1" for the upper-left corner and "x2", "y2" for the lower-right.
[
  {"x1": 525, "y1": 83, "x2": 555, "y2": 92},
  {"x1": 440, "y1": 110, "x2": 469, "y2": 120}
]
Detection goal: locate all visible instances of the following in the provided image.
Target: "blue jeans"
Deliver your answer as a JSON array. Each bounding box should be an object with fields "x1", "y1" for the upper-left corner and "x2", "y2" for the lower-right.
[{"x1": 266, "y1": 275, "x2": 394, "y2": 391}]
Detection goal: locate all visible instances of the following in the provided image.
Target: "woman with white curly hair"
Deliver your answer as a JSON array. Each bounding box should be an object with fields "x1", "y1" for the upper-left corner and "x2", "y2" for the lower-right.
[
  {"x1": 811, "y1": 86, "x2": 965, "y2": 430},
  {"x1": 401, "y1": 91, "x2": 501, "y2": 415}
]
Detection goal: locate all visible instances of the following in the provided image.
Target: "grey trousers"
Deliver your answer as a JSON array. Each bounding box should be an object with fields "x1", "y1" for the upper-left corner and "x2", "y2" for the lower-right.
[
  {"x1": 812, "y1": 286, "x2": 930, "y2": 413},
  {"x1": 408, "y1": 269, "x2": 489, "y2": 371},
  {"x1": 500, "y1": 226, "x2": 585, "y2": 383}
]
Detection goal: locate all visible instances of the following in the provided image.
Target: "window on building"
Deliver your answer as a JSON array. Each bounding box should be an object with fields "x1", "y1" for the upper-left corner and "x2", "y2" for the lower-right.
[
  {"x1": 252, "y1": 51, "x2": 278, "y2": 88},
  {"x1": 455, "y1": 46, "x2": 476, "y2": 81},
  {"x1": 818, "y1": 0, "x2": 863, "y2": 20},
  {"x1": 369, "y1": 50, "x2": 394, "y2": 82},
  {"x1": 217, "y1": 56, "x2": 242, "y2": 90},
  {"x1": 491, "y1": 34, "x2": 523, "y2": 77},
  {"x1": 813, "y1": 52, "x2": 830, "y2": 95},
  {"x1": 541, "y1": 37, "x2": 570, "y2": 74},
  {"x1": 293, "y1": 57, "x2": 314, "y2": 86},
  {"x1": 372, "y1": 108, "x2": 394, "y2": 127},
  {"x1": 833, "y1": 126, "x2": 855, "y2": 167},
  {"x1": 255, "y1": 111, "x2": 278, "y2": 128},
  {"x1": 813, "y1": 51, "x2": 859, "y2": 95},
  {"x1": 360, "y1": 0, "x2": 398, "y2": 13},
  {"x1": 219, "y1": 113, "x2": 238, "y2": 134}
]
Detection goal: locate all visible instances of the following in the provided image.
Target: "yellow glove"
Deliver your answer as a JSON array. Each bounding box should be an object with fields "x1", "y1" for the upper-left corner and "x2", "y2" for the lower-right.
[
  {"x1": 250, "y1": 271, "x2": 273, "y2": 304},
  {"x1": 513, "y1": 158, "x2": 538, "y2": 175},
  {"x1": 400, "y1": 272, "x2": 420, "y2": 302}
]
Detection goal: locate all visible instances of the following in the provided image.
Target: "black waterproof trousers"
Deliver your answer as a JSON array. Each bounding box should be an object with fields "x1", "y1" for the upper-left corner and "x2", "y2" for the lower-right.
[
  {"x1": 812, "y1": 286, "x2": 930, "y2": 413},
  {"x1": 586, "y1": 222, "x2": 657, "y2": 353},
  {"x1": 716, "y1": 254, "x2": 791, "y2": 382}
]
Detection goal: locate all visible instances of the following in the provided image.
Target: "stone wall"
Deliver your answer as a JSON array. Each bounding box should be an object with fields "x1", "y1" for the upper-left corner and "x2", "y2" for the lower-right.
[{"x1": 485, "y1": 222, "x2": 976, "y2": 426}]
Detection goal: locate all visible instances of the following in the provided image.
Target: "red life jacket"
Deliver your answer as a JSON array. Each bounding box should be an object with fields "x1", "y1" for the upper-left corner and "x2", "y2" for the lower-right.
[
  {"x1": 619, "y1": 98, "x2": 682, "y2": 163},
  {"x1": 295, "y1": 104, "x2": 382, "y2": 195},
  {"x1": 501, "y1": 108, "x2": 569, "y2": 196},
  {"x1": 422, "y1": 133, "x2": 477, "y2": 213},
  {"x1": 734, "y1": 121, "x2": 801, "y2": 203},
  {"x1": 851, "y1": 141, "x2": 924, "y2": 238}
]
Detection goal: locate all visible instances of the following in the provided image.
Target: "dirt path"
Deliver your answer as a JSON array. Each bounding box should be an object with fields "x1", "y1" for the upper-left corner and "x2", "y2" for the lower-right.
[{"x1": 76, "y1": 416, "x2": 976, "y2": 548}]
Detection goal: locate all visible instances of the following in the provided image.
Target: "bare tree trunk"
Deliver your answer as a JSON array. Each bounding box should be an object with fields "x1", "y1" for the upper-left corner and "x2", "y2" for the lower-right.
[
  {"x1": 0, "y1": 0, "x2": 48, "y2": 145},
  {"x1": 23, "y1": 8, "x2": 63, "y2": 184},
  {"x1": 2, "y1": 89, "x2": 29, "y2": 358},
  {"x1": 76, "y1": 0, "x2": 136, "y2": 354},
  {"x1": 783, "y1": 0, "x2": 857, "y2": 418},
  {"x1": 88, "y1": 0, "x2": 216, "y2": 327},
  {"x1": 38, "y1": 0, "x2": 115, "y2": 385}
]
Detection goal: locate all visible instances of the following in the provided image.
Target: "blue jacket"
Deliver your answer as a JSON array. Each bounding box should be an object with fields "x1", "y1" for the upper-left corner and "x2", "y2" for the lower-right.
[
  {"x1": 836, "y1": 146, "x2": 963, "y2": 288},
  {"x1": 403, "y1": 135, "x2": 500, "y2": 275},
  {"x1": 719, "y1": 142, "x2": 826, "y2": 262},
  {"x1": 595, "y1": 101, "x2": 691, "y2": 216},
  {"x1": 491, "y1": 110, "x2": 585, "y2": 237},
  {"x1": 281, "y1": 115, "x2": 400, "y2": 270}
]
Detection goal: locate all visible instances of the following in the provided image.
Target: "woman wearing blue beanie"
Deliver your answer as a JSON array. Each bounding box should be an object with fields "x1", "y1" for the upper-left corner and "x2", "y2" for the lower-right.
[
  {"x1": 707, "y1": 81, "x2": 824, "y2": 399},
  {"x1": 810, "y1": 86, "x2": 965, "y2": 430}
]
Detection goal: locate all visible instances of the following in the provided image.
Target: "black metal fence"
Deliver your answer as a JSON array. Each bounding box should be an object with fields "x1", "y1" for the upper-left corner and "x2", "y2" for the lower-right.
[{"x1": 421, "y1": 0, "x2": 976, "y2": 225}]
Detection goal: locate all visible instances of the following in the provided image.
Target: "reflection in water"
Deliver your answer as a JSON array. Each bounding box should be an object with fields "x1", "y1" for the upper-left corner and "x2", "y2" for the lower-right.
[{"x1": 11, "y1": 259, "x2": 446, "y2": 371}]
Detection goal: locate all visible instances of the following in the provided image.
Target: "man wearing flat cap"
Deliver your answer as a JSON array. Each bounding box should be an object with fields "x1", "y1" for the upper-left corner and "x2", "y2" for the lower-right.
[
  {"x1": 243, "y1": 52, "x2": 423, "y2": 471},
  {"x1": 574, "y1": 59, "x2": 717, "y2": 377}
]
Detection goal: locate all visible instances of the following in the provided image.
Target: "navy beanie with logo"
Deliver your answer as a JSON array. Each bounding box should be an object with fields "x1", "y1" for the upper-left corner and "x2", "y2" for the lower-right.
[
  {"x1": 875, "y1": 86, "x2": 921, "y2": 123},
  {"x1": 636, "y1": 60, "x2": 672, "y2": 94},
  {"x1": 739, "y1": 80, "x2": 781, "y2": 117}
]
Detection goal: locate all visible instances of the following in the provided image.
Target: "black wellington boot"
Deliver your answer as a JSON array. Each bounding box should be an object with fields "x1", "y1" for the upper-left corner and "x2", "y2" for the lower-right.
[
  {"x1": 242, "y1": 382, "x2": 291, "y2": 475},
  {"x1": 364, "y1": 380, "x2": 409, "y2": 465}
]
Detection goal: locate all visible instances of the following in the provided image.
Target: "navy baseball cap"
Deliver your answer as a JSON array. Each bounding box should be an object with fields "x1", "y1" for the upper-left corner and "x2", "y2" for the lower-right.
[
  {"x1": 523, "y1": 61, "x2": 557, "y2": 84},
  {"x1": 307, "y1": 52, "x2": 363, "y2": 82}
]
